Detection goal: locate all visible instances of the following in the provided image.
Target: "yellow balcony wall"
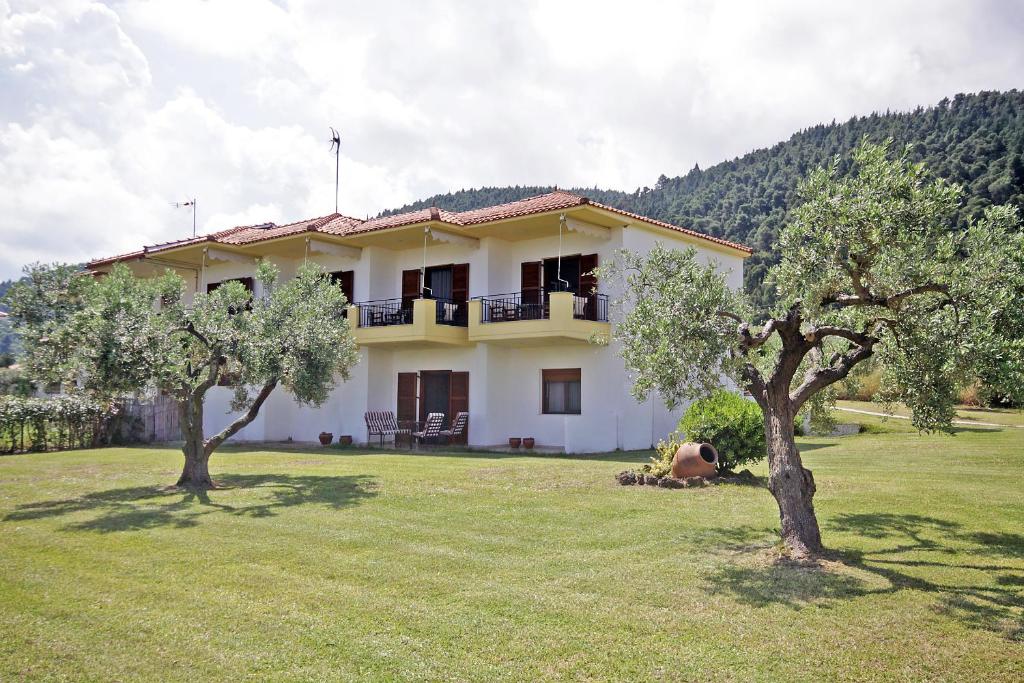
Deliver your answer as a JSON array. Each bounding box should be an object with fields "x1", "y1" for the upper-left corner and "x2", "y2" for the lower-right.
[
  {"x1": 468, "y1": 291, "x2": 610, "y2": 346},
  {"x1": 350, "y1": 298, "x2": 471, "y2": 348}
]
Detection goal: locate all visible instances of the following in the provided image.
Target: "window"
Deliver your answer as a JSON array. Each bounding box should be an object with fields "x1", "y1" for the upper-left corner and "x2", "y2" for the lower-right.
[{"x1": 542, "y1": 368, "x2": 581, "y2": 415}]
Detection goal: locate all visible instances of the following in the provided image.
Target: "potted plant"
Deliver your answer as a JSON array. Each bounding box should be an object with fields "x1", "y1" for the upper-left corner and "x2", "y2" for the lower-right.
[
  {"x1": 508, "y1": 437, "x2": 522, "y2": 449},
  {"x1": 318, "y1": 431, "x2": 333, "y2": 446},
  {"x1": 523, "y1": 437, "x2": 535, "y2": 449},
  {"x1": 338, "y1": 435, "x2": 353, "y2": 447}
]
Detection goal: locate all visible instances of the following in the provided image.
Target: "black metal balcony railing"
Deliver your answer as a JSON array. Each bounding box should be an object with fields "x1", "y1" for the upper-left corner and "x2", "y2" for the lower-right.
[
  {"x1": 357, "y1": 298, "x2": 412, "y2": 328},
  {"x1": 477, "y1": 291, "x2": 548, "y2": 323},
  {"x1": 476, "y1": 290, "x2": 609, "y2": 323},
  {"x1": 433, "y1": 297, "x2": 468, "y2": 327},
  {"x1": 573, "y1": 293, "x2": 609, "y2": 322}
]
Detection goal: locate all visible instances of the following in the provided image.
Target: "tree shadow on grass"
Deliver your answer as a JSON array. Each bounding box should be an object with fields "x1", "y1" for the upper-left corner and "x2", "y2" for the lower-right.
[
  {"x1": 3, "y1": 473, "x2": 379, "y2": 533},
  {"x1": 794, "y1": 441, "x2": 836, "y2": 453},
  {"x1": 707, "y1": 513, "x2": 1024, "y2": 641}
]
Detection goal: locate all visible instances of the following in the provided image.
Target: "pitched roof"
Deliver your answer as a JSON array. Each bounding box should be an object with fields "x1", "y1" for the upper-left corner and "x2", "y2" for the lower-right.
[{"x1": 88, "y1": 191, "x2": 751, "y2": 268}]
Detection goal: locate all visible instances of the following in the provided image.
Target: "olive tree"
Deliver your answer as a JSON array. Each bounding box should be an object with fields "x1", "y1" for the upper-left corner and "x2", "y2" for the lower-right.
[
  {"x1": 601, "y1": 142, "x2": 1024, "y2": 558},
  {"x1": 4, "y1": 260, "x2": 359, "y2": 488}
]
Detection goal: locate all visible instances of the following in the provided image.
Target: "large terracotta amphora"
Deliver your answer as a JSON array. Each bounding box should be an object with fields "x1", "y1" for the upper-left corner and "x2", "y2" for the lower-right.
[{"x1": 671, "y1": 442, "x2": 718, "y2": 479}]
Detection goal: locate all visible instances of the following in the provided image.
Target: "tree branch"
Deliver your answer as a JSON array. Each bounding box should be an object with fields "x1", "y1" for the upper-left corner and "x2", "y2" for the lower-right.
[
  {"x1": 803, "y1": 325, "x2": 874, "y2": 346},
  {"x1": 739, "y1": 319, "x2": 778, "y2": 352},
  {"x1": 823, "y1": 283, "x2": 948, "y2": 309},
  {"x1": 203, "y1": 378, "x2": 279, "y2": 455},
  {"x1": 716, "y1": 310, "x2": 744, "y2": 324},
  {"x1": 790, "y1": 341, "x2": 876, "y2": 410}
]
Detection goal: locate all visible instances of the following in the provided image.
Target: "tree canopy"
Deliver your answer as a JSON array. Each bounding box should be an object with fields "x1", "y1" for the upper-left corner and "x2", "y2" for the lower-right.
[
  {"x1": 601, "y1": 140, "x2": 1024, "y2": 557},
  {"x1": 4, "y1": 260, "x2": 359, "y2": 486}
]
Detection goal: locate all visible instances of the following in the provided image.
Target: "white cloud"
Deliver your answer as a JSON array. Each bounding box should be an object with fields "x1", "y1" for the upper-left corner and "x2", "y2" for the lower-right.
[{"x1": 1, "y1": 0, "x2": 1022, "y2": 278}]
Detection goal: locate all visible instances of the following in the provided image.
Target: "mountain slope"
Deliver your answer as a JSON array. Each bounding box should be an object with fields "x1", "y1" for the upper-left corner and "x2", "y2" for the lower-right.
[{"x1": 384, "y1": 90, "x2": 1024, "y2": 308}]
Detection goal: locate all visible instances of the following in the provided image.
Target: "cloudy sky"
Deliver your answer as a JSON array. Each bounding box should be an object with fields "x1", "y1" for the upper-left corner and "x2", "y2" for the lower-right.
[{"x1": 1, "y1": 0, "x2": 1022, "y2": 278}]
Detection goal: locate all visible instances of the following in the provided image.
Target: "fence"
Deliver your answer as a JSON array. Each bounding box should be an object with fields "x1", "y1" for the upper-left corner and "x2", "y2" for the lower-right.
[{"x1": 0, "y1": 393, "x2": 182, "y2": 454}]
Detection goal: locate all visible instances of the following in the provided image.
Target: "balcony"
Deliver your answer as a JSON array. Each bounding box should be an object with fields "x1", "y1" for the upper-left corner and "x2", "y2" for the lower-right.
[
  {"x1": 349, "y1": 297, "x2": 471, "y2": 348},
  {"x1": 467, "y1": 290, "x2": 610, "y2": 346}
]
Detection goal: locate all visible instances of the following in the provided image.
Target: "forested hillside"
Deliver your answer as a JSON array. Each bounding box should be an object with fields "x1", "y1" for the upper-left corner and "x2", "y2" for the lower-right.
[
  {"x1": 383, "y1": 90, "x2": 1024, "y2": 308},
  {"x1": 0, "y1": 279, "x2": 20, "y2": 359}
]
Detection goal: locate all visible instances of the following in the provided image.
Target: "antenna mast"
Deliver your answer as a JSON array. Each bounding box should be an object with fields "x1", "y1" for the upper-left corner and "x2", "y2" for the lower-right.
[
  {"x1": 329, "y1": 127, "x2": 341, "y2": 213},
  {"x1": 172, "y1": 198, "x2": 197, "y2": 237}
]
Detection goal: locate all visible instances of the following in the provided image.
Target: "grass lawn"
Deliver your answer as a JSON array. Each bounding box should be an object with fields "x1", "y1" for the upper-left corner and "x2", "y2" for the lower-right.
[{"x1": 1, "y1": 421, "x2": 1022, "y2": 681}]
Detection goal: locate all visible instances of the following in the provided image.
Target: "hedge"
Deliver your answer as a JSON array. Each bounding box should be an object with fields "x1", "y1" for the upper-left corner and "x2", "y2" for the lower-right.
[{"x1": 0, "y1": 395, "x2": 117, "y2": 454}]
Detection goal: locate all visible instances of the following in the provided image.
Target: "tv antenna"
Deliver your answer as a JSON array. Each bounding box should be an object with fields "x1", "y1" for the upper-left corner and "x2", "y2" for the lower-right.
[
  {"x1": 329, "y1": 127, "x2": 341, "y2": 214},
  {"x1": 172, "y1": 198, "x2": 197, "y2": 236}
]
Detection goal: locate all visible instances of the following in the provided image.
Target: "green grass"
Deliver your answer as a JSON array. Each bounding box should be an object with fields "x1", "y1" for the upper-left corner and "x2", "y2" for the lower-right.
[{"x1": 1, "y1": 423, "x2": 1022, "y2": 681}]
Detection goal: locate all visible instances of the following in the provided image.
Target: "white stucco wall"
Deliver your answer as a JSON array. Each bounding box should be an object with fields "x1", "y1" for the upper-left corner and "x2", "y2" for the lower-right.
[{"x1": 194, "y1": 219, "x2": 745, "y2": 452}]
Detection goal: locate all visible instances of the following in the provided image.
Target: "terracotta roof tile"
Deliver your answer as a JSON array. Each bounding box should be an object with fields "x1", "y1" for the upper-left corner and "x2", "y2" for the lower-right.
[
  {"x1": 87, "y1": 191, "x2": 751, "y2": 268},
  {"x1": 455, "y1": 190, "x2": 585, "y2": 224}
]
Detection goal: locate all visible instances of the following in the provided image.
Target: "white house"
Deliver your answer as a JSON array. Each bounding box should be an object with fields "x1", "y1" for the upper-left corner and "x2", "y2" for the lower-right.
[{"x1": 88, "y1": 191, "x2": 751, "y2": 452}]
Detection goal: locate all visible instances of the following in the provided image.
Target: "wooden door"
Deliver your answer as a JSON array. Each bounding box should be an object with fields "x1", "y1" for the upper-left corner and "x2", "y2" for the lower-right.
[
  {"x1": 449, "y1": 371, "x2": 469, "y2": 444},
  {"x1": 397, "y1": 372, "x2": 418, "y2": 426},
  {"x1": 521, "y1": 261, "x2": 542, "y2": 306},
  {"x1": 579, "y1": 253, "x2": 599, "y2": 320},
  {"x1": 401, "y1": 269, "x2": 421, "y2": 312},
  {"x1": 452, "y1": 263, "x2": 469, "y2": 302},
  {"x1": 331, "y1": 270, "x2": 355, "y2": 304}
]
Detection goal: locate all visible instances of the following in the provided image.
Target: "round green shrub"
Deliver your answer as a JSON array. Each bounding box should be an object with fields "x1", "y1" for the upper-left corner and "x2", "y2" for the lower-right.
[{"x1": 678, "y1": 389, "x2": 765, "y2": 473}]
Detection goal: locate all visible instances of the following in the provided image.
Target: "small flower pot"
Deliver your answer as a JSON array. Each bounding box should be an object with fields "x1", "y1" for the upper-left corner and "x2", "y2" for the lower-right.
[
  {"x1": 318, "y1": 432, "x2": 333, "y2": 446},
  {"x1": 522, "y1": 437, "x2": 535, "y2": 449},
  {"x1": 338, "y1": 435, "x2": 353, "y2": 447},
  {"x1": 508, "y1": 437, "x2": 522, "y2": 449}
]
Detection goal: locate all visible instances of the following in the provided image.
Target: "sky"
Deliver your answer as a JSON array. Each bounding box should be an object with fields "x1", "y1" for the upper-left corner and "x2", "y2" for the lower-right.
[{"x1": 1, "y1": 0, "x2": 1023, "y2": 279}]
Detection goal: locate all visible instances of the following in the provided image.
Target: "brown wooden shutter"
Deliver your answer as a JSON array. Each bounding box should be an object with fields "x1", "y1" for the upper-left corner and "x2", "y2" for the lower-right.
[
  {"x1": 579, "y1": 254, "x2": 598, "y2": 294},
  {"x1": 452, "y1": 263, "x2": 469, "y2": 303},
  {"x1": 579, "y1": 254, "x2": 599, "y2": 320},
  {"x1": 401, "y1": 269, "x2": 421, "y2": 310},
  {"x1": 449, "y1": 371, "x2": 469, "y2": 444},
  {"x1": 397, "y1": 372, "x2": 418, "y2": 424},
  {"x1": 331, "y1": 270, "x2": 355, "y2": 304},
  {"x1": 521, "y1": 261, "x2": 542, "y2": 305}
]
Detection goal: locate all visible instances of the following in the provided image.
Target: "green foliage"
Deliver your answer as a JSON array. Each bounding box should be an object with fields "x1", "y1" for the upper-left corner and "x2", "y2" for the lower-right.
[
  {"x1": 0, "y1": 394, "x2": 113, "y2": 453},
  {"x1": 644, "y1": 433, "x2": 683, "y2": 478},
  {"x1": 604, "y1": 140, "x2": 1024, "y2": 437},
  {"x1": 3, "y1": 260, "x2": 360, "y2": 463},
  {"x1": 775, "y1": 141, "x2": 1024, "y2": 431},
  {"x1": 678, "y1": 390, "x2": 765, "y2": 473},
  {"x1": 595, "y1": 245, "x2": 748, "y2": 409},
  {"x1": 0, "y1": 366, "x2": 34, "y2": 397}
]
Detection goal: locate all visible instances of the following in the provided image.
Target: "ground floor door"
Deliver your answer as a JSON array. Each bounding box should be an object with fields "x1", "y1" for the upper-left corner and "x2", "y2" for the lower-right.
[
  {"x1": 396, "y1": 370, "x2": 469, "y2": 442},
  {"x1": 420, "y1": 371, "x2": 451, "y2": 427}
]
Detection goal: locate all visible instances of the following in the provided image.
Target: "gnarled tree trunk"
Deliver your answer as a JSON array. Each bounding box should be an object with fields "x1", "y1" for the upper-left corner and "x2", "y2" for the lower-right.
[
  {"x1": 763, "y1": 401, "x2": 822, "y2": 558},
  {"x1": 174, "y1": 378, "x2": 279, "y2": 489},
  {"x1": 177, "y1": 395, "x2": 212, "y2": 488}
]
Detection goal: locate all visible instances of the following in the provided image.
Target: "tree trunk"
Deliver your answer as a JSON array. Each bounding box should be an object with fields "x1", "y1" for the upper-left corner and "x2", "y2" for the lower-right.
[
  {"x1": 764, "y1": 400, "x2": 823, "y2": 558},
  {"x1": 176, "y1": 396, "x2": 213, "y2": 488},
  {"x1": 172, "y1": 377, "x2": 278, "y2": 488}
]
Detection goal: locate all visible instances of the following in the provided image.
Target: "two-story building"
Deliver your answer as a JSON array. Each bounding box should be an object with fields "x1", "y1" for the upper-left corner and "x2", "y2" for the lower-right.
[{"x1": 88, "y1": 191, "x2": 751, "y2": 452}]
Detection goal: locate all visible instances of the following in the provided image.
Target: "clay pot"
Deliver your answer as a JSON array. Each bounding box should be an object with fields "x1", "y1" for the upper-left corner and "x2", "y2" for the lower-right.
[
  {"x1": 509, "y1": 437, "x2": 522, "y2": 448},
  {"x1": 523, "y1": 437, "x2": 535, "y2": 449},
  {"x1": 318, "y1": 432, "x2": 333, "y2": 446},
  {"x1": 338, "y1": 435, "x2": 353, "y2": 447},
  {"x1": 671, "y1": 442, "x2": 718, "y2": 479}
]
